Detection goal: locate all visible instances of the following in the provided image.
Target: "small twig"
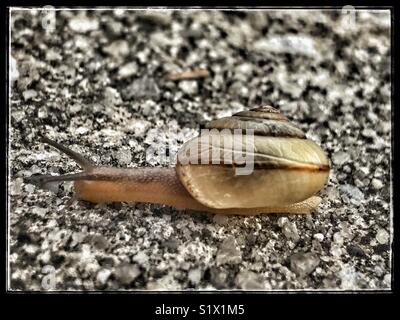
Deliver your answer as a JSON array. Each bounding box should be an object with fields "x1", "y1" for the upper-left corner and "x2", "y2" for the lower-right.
[{"x1": 166, "y1": 68, "x2": 210, "y2": 81}]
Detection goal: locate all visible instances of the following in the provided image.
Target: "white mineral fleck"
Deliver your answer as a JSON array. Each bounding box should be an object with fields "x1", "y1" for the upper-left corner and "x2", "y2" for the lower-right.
[
  {"x1": 32, "y1": 207, "x2": 47, "y2": 217},
  {"x1": 45, "y1": 49, "x2": 62, "y2": 61},
  {"x1": 127, "y1": 119, "x2": 150, "y2": 137},
  {"x1": 339, "y1": 264, "x2": 361, "y2": 290},
  {"x1": 11, "y1": 177, "x2": 23, "y2": 196},
  {"x1": 362, "y1": 128, "x2": 376, "y2": 138},
  {"x1": 12, "y1": 111, "x2": 25, "y2": 122},
  {"x1": 37, "y1": 106, "x2": 48, "y2": 118},
  {"x1": 376, "y1": 229, "x2": 389, "y2": 244},
  {"x1": 371, "y1": 178, "x2": 384, "y2": 190},
  {"x1": 330, "y1": 244, "x2": 342, "y2": 257},
  {"x1": 234, "y1": 63, "x2": 253, "y2": 81},
  {"x1": 10, "y1": 55, "x2": 19, "y2": 88},
  {"x1": 70, "y1": 104, "x2": 82, "y2": 114},
  {"x1": 96, "y1": 269, "x2": 112, "y2": 285},
  {"x1": 132, "y1": 252, "x2": 149, "y2": 266},
  {"x1": 141, "y1": 100, "x2": 159, "y2": 116},
  {"x1": 333, "y1": 232, "x2": 344, "y2": 245},
  {"x1": 179, "y1": 80, "x2": 198, "y2": 95},
  {"x1": 70, "y1": 232, "x2": 86, "y2": 248},
  {"x1": 313, "y1": 233, "x2": 324, "y2": 242},
  {"x1": 23, "y1": 89, "x2": 37, "y2": 101},
  {"x1": 68, "y1": 15, "x2": 99, "y2": 33},
  {"x1": 38, "y1": 250, "x2": 51, "y2": 264},
  {"x1": 340, "y1": 184, "x2": 365, "y2": 204},
  {"x1": 24, "y1": 183, "x2": 35, "y2": 193},
  {"x1": 103, "y1": 40, "x2": 129, "y2": 59},
  {"x1": 103, "y1": 87, "x2": 122, "y2": 106},
  {"x1": 383, "y1": 274, "x2": 391, "y2": 288},
  {"x1": 253, "y1": 35, "x2": 319, "y2": 58},
  {"x1": 76, "y1": 127, "x2": 89, "y2": 135},
  {"x1": 332, "y1": 151, "x2": 350, "y2": 165},
  {"x1": 118, "y1": 62, "x2": 138, "y2": 79},
  {"x1": 23, "y1": 244, "x2": 38, "y2": 255},
  {"x1": 277, "y1": 217, "x2": 288, "y2": 228},
  {"x1": 188, "y1": 268, "x2": 202, "y2": 285}
]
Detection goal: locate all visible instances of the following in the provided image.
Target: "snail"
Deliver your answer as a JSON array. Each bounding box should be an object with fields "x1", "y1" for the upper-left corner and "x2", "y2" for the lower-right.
[{"x1": 27, "y1": 106, "x2": 330, "y2": 215}]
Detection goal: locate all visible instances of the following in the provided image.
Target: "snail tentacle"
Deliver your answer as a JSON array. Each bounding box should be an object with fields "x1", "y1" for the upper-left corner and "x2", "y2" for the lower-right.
[
  {"x1": 25, "y1": 137, "x2": 96, "y2": 187},
  {"x1": 40, "y1": 136, "x2": 95, "y2": 170}
]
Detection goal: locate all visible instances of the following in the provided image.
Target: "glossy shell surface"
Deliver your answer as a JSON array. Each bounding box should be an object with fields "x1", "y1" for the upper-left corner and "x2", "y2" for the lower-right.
[{"x1": 176, "y1": 106, "x2": 330, "y2": 209}]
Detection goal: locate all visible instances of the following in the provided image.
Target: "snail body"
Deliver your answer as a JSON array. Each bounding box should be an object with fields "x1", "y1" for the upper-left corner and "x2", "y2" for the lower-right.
[{"x1": 28, "y1": 106, "x2": 329, "y2": 215}]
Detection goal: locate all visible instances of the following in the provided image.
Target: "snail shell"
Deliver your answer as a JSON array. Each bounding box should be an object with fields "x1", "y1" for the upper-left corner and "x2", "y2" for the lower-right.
[{"x1": 176, "y1": 106, "x2": 330, "y2": 209}]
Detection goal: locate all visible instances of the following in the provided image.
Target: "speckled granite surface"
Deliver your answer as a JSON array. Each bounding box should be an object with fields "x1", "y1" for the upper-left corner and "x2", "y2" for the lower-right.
[{"x1": 9, "y1": 9, "x2": 391, "y2": 290}]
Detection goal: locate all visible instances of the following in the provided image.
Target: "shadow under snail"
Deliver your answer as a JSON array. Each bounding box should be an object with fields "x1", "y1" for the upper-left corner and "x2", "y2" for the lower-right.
[{"x1": 28, "y1": 106, "x2": 330, "y2": 215}]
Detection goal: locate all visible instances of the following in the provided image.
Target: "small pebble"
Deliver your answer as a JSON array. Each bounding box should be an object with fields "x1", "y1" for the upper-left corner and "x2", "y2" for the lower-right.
[
  {"x1": 210, "y1": 267, "x2": 228, "y2": 289},
  {"x1": 290, "y1": 252, "x2": 320, "y2": 277},
  {"x1": 114, "y1": 263, "x2": 141, "y2": 285},
  {"x1": 332, "y1": 151, "x2": 351, "y2": 166},
  {"x1": 188, "y1": 268, "x2": 202, "y2": 285},
  {"x1": 371, "y1": 178, "x2": 384, "y2": 190},
  {"x1": 179, "y1": 80, "x2": 198, "y2": 95},
  {"x1": 277, "y1": 217, "x2": 288, "y2": 228},
  {"x1": 10, "y1": 55, "x2": 19, "y2": 87},
  {"x1": 96, "y1": 269, "x2": 112, "y2": 285},
  {"x1": 235, "y1": 271, "x2": 265, "y2": 289},
  {"x1": 376, "y1": 229, "x2": 389, "y2": 245},
  {"x1": 69, "y1": 104, "x2": 82, "y2": 114},
  {"x1": 282, "y1": 221, "x2": 300, "y2": 242},
  {"x1": 340, "y1": 184, "x2": 365, "y2": 204},
  {"x1": 132, "y1": 252, "x2": 149, "y2": 266},
  {"x1": 103, "y1": 40, "x2": 129, "y2": 59},
  {"x1": 313, "y1": 233, "x2": 324, "y2": 242},
  {"x1": 253, "y1": 35, "x2": 319, "y2": 58},
  {"x1": 68, "y1": 15, "x2": 99, "y2": 33},
  {"x1": 22, "y1": 90, "x2": 37, "y2": 101},
  {"x1": 216, "y1": 236, "x2": 242, "y2": 266},
  {"x1": 347, "y1": 244, "x2": 366, "y2": 258},
  {"x1": 118, "y1": 62, "x2": 138, "y2": 79}
]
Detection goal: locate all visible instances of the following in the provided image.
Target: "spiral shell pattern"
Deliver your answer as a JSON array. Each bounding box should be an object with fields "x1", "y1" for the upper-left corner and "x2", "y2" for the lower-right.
[{"x1": 176, "y1": 106, "x2": 330, "y2": 209}]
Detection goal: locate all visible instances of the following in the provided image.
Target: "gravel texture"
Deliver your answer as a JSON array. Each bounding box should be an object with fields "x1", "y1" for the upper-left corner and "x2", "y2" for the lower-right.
[{"x1": 9, "y1": 9, "x2": 391, "y2": 290}]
